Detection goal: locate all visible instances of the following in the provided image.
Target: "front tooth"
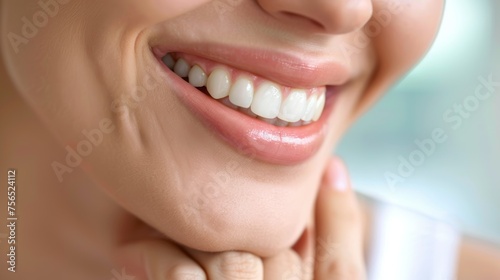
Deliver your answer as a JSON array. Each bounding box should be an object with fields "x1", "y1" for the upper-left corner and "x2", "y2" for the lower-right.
[
  {"x1": 251, "y1": 82, "x2": 282, "y2": 119},
  {"x1": 206, "y1": 68, "x2": 231, "y2": 99},
  {"x1": 301, "y1": 95, "x2": 318, "y2": 122},
  {"x1": 275, "y1": 119, "x2": 289, "y2": 127},
  {"x1": 312, "y1": 92, "x2": 326, "y2": 121},
  {"x1": 278, "y1": 89, "x2": 307, "y2": 123},
  {"x1": 289, "y1": 121, "x2": 304, "y2": 127},
  {"x1": 162, "y1": 54, "x2": 175, "y2": 69},
  {"x1": 174, "y1": 58, "x2": 190, "y2": 77},
  {"x1": 239, "y1": 107, "x2": 257, "y2": 118},
  {"x1": 258, "y1": 117, "x2": 278, "y2": 125},
  {"x1": 188, "y1": 65, "x2": 207, "y2": 87},
  {"x1": 229, "y1": 77, "x2": 254, "y2": 108},
  {"x1": 220, "y1": 97, "x2": 238, "y2": 109}
]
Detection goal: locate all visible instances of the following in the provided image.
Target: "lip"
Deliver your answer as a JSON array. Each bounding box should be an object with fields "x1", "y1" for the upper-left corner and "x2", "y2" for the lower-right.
[
  {"x1": 153, "y1": 44, "x2": 350, "y2": 88},
  {"x1": 152, "y1": 45, "x2": 344, "y2": 165}
]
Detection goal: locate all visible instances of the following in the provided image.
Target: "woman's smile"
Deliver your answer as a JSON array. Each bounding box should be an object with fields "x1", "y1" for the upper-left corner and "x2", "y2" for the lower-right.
[{"x1": 152, "y1": 45, "x2": 350, "y2": 164}]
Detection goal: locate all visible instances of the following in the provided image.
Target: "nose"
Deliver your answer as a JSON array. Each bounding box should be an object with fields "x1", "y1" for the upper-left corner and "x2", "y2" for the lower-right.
[{"x1": 256, "y1": 0, "x2": 373, "y2": 34}]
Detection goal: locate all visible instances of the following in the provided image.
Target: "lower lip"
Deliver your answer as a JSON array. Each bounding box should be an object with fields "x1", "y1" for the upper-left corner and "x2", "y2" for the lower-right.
[{"x1": 156, "y1": 57, "x2": 338, "y2": 165}]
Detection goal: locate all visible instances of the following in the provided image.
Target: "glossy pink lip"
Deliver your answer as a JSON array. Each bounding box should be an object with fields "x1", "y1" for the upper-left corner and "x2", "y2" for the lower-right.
[{"x1": 152, "y1": 46, "x2": 344, "y2": 165}]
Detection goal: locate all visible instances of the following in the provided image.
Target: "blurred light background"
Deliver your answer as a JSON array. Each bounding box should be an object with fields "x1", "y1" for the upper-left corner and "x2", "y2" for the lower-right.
[{"x1": 338, "y1": 0, "x2": 500, "y2": 244}]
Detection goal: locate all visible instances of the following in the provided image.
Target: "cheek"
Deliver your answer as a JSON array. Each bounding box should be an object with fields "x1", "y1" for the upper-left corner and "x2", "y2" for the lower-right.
[
  {"x1": 113, "y1": 0, "x2": 213, "y2": 25},
  {"x1": 1, "y1": 0, "x2": 212, "y2": 98},
  {"x1": 373, "y1": 0, "x2": 444, "y2": 71},
  {"x1": 351, "y1": 0, "x2": 444, "y2": 117}
]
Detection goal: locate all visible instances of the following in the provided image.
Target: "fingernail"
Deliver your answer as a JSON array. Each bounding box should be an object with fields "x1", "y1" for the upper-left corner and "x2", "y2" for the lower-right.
[{"x1": 326, "y1": 157, "x2": 350, "y2": 191}]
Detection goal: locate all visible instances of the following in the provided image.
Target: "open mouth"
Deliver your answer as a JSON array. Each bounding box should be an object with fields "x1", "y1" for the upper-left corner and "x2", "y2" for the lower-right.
[
  {"x1": 152, "y1": 45, "x2": 346, "y2": 165},
  {"x1": 162, "y1": 53, "x2": 326, "y2": 127}
]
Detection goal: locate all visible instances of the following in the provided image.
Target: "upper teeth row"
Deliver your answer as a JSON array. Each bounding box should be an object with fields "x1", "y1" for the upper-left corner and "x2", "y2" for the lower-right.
[{"x1": 162, "y1": 54, "x2": 326, "y2": 123}]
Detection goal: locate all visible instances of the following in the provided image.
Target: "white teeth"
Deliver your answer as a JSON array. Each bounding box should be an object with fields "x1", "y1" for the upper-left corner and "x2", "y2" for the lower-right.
[
  {"x1": 278, "y1": 89, "x2": 307, "y2": 123},
  {"x1": 301, "y1": 95, "x2": 318, "y2": 122},
  {"x1": 239, "y1": 107, "x2": 257, "y2": 118},
  {"x1": 162, "y1": 54, "x2": 175, "y2": 70},
  {"x1": 312, "y1": 92, "x2": 326, "y2": 121},
  {"x1": 229, "y1": 77, "x2": 254, "y2": 108},
  {"x1": 251, "y1": 82, "x2": 282, "y2": 119},
  {"x1": 289, "y1": 121, "x2": 304, "y2": 127},
  {"x1": 174, "y1": 58, "x2": 190, "y2": 77},
  {"x1": 188, "y1": 65, "x2": 207, "y2": 87},
  {"x1": 258, "y1": 117, "x2": 278, "y2": 125},
  {"x1": 206, "y1": 68, "x2": 231, "y2": 99},
  {"x1": 220, "y1": 97, "x2": 238, "y2": 110},
  {"x1": 275, "y1": 119, "x2": 289, "y2": 127},
  {"x1": 163, "y1": 54, "x2": 330, "y2": 126}
]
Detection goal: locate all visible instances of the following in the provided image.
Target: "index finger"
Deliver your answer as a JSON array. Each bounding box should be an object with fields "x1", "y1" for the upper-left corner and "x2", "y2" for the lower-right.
[{"x1": 314, "y1": 157, "x2": 365, "y2": 280}]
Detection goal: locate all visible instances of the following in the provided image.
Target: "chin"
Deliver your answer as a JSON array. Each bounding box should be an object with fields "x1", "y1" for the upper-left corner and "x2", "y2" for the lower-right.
[
  {"x1": 115, "y1": 138, "x2": 331, "y2": 257},
  {"x1": 168, "y1": 197, "x2": 312, "y2": 257}
]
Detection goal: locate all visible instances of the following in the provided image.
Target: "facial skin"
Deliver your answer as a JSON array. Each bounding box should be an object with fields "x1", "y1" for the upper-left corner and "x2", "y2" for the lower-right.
[{"x1": 1, "y1": 0, "x2": 443, "y2": 256}]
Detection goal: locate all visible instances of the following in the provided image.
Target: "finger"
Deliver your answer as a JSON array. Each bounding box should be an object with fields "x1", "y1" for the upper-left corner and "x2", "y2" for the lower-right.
[
  {"x1": 292, "y1": 212, "x2": 316, "y2": 262},
  {"x1": 114, "y1": 239, "x2": 206, "y2": 280},
  {"x1": 263, "y1": 249, "x2": 305, "y2": 280},
  {"x1": 314, "y1": 157, "x2": 365, "y2": 280},
  {"x1": 185, "y1": 249, "x2": 264, "y2": 280},
  {"x1": 291, "y1": 224, "x2": 316, "y2": 280}
]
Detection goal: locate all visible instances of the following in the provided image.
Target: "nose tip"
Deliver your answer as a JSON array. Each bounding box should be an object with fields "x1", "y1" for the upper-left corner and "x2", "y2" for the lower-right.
[{"x1": 257, "y1": 0, "x2": 373, "y2": 34}]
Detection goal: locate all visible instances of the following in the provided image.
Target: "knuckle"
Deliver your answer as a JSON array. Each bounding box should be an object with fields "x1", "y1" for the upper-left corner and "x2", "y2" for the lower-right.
[
  {"x1": 166, "y1": 264, "x2": 206, "y2": 280},
  {"x1": 217, "y1": 251, "x2": 263, "y2": 279},
  {"x1": 280, "y1": 251, "x2": 304, "y2": 279},
  {"x1": 261, "y1": 249, "x2": 305, "y2": 280}
]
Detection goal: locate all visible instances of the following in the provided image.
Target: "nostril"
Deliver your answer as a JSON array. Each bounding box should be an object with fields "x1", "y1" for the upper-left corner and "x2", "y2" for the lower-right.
[{"x1": 281, "y1": 11, "x2": 325, "y2": 30}]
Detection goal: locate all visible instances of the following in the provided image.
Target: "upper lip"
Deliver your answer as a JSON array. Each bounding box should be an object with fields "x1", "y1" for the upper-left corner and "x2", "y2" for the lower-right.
[{"x1": 153, "y1": 44, "x2": 351, "y2": 89}]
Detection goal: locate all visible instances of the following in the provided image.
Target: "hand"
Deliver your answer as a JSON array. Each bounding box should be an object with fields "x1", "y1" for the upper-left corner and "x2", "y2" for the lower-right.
[{"x1": 112, "y1": 157, "x2": 365, "y2": 279}]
